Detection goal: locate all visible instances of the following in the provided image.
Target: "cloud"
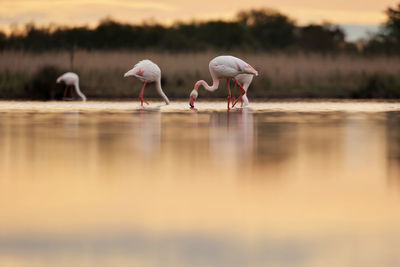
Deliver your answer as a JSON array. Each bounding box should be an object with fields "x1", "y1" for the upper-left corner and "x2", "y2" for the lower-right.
[
  {"x1": 0, "y1": 0, "x2": 394, "y2": 30},
  {"x1": 0, "y1": 12, "x2": 49, "y2": 24},
  {"x1": 0, "y1": 0, "x2": 178, "y2": 29},
  {"x1": 110, "y1": 0, "x2": 177, "y2": 11}
]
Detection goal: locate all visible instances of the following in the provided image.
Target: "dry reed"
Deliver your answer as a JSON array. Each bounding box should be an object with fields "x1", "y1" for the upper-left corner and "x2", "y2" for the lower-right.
[{"x1": 1, "y1": 51, "x2": 400, "y2": 99}]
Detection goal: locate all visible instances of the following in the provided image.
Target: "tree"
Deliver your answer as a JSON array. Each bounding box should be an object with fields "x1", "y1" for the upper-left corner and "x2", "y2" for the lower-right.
[
  {"x1": 297, "y1": 24, "x2": 345, "y2": 52},
  {"x1": 0, "y1": 31, "x2": 6, "y2": 50},
  {"x1": 385, "y1": 3, "x2": 400, "y2": 41},
  {"x1": 237, "y1": 8, "x2": 296, "y2": 49},
  {"x1": 364, "y1": 3, "x2": 400, "y2": 54}
]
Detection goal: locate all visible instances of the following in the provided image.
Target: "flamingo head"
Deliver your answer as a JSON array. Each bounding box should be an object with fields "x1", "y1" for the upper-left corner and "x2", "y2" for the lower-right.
[
  {"x1": 123, "y1": 69, "x2": 134, "y2": 78},
  {"x1": 56, "y1": 77, "x2": 63, "y2": 83},
  {"x1": 245, "y1": 64, "x2": 259, "y2": 76},
  {"x1": 189, "y1": 89, "x2": 198, "y2": 108}
]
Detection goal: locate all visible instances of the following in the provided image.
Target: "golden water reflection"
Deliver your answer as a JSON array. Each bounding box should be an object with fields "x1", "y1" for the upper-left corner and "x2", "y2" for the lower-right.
[{"x1": 0, "y1": 107, "x2": 400, "y2": 266}]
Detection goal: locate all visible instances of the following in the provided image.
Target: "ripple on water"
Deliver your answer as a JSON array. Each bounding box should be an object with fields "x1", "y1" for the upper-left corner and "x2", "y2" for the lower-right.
[{"x1": 0, "y1": 100, "x2": 398, "y2": 113}]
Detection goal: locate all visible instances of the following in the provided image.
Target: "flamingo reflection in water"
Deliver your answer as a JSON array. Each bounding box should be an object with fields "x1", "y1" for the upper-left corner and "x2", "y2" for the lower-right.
[
  {"x1": 209, "y1": 109, "x2": 254, "y2": 167},
  {"x1": 134, "y1": 110, "x2": 162, "y2": 157}
]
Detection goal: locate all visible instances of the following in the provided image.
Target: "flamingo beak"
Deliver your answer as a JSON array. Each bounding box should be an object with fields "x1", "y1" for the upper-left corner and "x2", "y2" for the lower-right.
[
  {"x1": 189, "y1": 97, "x2": 195, "y2": 108},
  {"x1": 124, "y1": 69, "x2": 134, "y2": 77}
]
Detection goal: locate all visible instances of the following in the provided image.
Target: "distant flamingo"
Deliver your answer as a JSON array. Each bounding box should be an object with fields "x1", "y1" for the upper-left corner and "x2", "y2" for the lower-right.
[
  {"x1": 56, "y1": 72, "x2": 87, "y2": 101},
  {"x1": 189, "y1": 55, "x2": 258, "y2": 110},
  {"x1": 124, "y1": 60, "x2": 170, "y2": 106}
]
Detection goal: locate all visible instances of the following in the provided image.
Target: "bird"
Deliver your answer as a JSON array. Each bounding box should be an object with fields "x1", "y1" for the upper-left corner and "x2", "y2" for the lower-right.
[
  {"x1": 124, "y1": 60, "x2": 170, "y2": 106},
  {"x1": 56, "y1": 72, "x2": 87, "y2": 101},
  {"x1": 189, "y1": 55, "x2": 258, "y2": 110}
]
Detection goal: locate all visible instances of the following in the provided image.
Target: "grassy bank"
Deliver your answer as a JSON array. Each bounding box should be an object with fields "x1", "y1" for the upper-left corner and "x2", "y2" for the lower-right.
[{"x1": 1, "y1": 50, "x2": 400, "y2": 100}]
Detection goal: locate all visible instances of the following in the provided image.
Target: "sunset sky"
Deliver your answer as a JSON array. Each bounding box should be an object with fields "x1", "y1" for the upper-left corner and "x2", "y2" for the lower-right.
[{"x1": 0, "y1": 0, "x2": 398, "y2": 40}]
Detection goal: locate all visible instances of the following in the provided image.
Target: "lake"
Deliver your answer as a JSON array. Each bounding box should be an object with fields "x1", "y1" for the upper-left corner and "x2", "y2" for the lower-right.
[{"x1": 0, "y1": 101, "x2": 400, "y2": 266}]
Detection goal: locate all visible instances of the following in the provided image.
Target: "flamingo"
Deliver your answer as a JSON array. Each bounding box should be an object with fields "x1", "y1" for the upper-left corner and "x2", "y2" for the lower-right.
[
  {"x1": 189, "y1": 55, "x2": 258, "y2": 110},
  {"x1": 124, "y1": 60, "x2": 170, "y2": 106},
  {"x1": 56, "y1": 72, "x2": 87, "y2": 101}
]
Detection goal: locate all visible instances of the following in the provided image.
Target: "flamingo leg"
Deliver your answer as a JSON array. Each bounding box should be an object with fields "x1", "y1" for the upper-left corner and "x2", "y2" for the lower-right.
[
  {"x1": 70, "y1": 86, "x2": 74, "y2": 99},
  {"x1": 63, "y1": 86, "x2": 68, "y2": 99},
  {"x1": 231, "y1": 82, "x2": 237, "y2": 106},
  {"x1": 231, "y1": 77, "x2": 246, "y2": 108},
  {"x1": 226, "y1": 78, "x2": 231, "y2": 110},
  {"x1": 139, "y1": 82, "x2": 149, "y2": 106}
]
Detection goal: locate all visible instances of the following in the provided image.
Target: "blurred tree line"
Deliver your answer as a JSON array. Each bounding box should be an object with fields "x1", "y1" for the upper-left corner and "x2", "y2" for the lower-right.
[
  {"x1": 0, "y1": 8, "x2": 352, "y2": 53},
  {"x1": 0, "y1": 5, "x2": 400, "y2": 54},
  {"x1": 364, "y1": 3, "x2": 400, "y2": 54}
]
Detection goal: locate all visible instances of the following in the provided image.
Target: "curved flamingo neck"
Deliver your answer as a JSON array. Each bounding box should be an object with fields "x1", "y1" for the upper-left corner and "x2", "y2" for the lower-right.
[
  {"x1": 74, "y1": 82, "x2": 87, "y2": 101},
  {"x1": 155, "y1": 79, "x2": 170, "y2": 104},
  {"x1": 194, "y1": 77, "x2": 219, "y2": 92}
]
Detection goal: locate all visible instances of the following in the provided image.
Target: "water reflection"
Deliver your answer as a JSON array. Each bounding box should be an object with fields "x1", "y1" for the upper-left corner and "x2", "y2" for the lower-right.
[
  {"x1": 2, "y1": 231, "x2": 399, "y2": 267},
  {"x1": 0, "y1": 106, "x2": 400, "y2": 266},
  {"x1": 209, "y1": 109, "x2": 254, "y2": 167},
  {"x1": 134, "y1": 110, "x2": 162, "y2": 157},
  {"x1": 387, "y1": 112, "x2": 400, "y2": 188}
]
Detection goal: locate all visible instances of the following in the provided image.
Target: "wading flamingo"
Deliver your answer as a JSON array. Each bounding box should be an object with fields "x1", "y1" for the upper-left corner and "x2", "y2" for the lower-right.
[
  {"x1": 124, "y1": 60, "x2": 170, "y2": 106},
  {"x1": 189, "y1": 55, "x2": 258, "y2": 110},
  {"x1": 56, "y1": 72, "x2": 87, "y2": 101}
]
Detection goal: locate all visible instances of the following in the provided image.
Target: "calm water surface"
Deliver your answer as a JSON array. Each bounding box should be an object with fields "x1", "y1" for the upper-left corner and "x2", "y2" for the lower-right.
[{"x1": 0, "y1": 101, "x2": 400, "y2": 266}]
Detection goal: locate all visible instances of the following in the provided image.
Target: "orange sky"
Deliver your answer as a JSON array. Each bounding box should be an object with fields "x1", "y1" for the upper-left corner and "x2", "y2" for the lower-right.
[
  {"x1": 0, "y1": 0, "x2": 398, "y2": 31},
  {"x1": 0, "y1": 0, "x2": 397, "y2": 26}
]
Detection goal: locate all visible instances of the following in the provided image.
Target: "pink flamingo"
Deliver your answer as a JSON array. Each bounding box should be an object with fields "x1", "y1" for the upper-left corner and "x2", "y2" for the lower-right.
[
  {"x1": 189, "y1": 55, "x2": 258, "y2": 110},
  {"x1": 56, "y1": 72, "x2": 87, "y2": 101},
  {"x1": 124, "y1": 60, "x2": 170, "y2": 106}
]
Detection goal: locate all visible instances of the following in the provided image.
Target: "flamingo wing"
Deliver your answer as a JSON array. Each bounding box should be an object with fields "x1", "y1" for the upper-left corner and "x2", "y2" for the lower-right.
[
  {"x1": 132, "y1": 60, "x2": 161, "y2": 82},
  {"x1": 210, "y1": 56, "x2": 258, "y2": 78},
  {"x1": 210, "y1": 56, "x2": 241, "y2": 78},
  {"x1": 57, "y1": 72, "x2": 79, "y2": 85}
]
